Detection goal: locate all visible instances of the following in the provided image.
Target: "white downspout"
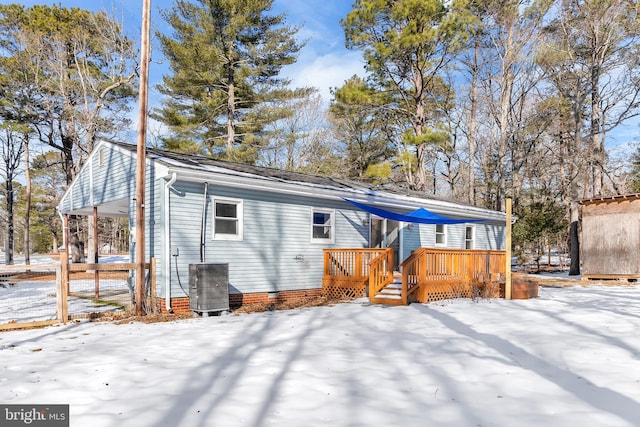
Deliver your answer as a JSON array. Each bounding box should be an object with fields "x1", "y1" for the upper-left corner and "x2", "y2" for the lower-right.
[{"x1": 164, "y1": 173, "x2": 177, "y2": 313}]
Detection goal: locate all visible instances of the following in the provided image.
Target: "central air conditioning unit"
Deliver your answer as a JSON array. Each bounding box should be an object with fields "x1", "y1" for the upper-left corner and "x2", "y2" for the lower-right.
[{"x1": 189, "y1": 263, "x2": 229, "y2": 313}]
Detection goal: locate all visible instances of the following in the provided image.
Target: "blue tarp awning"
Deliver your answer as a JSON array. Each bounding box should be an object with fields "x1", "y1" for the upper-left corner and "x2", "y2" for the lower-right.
[{"x1": 345, "y1": 199, "x2": 485, "y2": 225}]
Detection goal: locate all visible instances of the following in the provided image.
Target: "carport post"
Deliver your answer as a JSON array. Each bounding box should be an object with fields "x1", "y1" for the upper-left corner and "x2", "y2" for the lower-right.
[{"x1": 94, "y1": 206, "x2": 99, "y2": 300}]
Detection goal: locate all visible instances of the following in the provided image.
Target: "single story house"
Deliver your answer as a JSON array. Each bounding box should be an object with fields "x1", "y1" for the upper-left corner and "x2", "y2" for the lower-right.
[
  {"x1": 580, "y1": 194, "x2": 640, "y2": 281},
  {"x1": 57, "y1": 140, "x2": 507, "y2": 312}
]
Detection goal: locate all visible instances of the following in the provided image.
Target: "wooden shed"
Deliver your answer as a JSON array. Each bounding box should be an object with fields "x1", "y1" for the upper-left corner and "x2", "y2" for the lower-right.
[{"x1": 580, "y1": 194, "x2": 640, "y2": 281}]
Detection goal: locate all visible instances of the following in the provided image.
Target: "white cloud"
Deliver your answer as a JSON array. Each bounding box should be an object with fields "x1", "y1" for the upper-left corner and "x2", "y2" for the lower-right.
[{"x1": 285, "y1": 51, "x2": 366, "y2": 104}]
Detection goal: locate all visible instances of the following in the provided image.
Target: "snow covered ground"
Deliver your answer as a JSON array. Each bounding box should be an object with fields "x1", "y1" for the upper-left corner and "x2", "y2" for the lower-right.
[{"x1": 1, "y1": 284, "x2": 639, "y2": 426}]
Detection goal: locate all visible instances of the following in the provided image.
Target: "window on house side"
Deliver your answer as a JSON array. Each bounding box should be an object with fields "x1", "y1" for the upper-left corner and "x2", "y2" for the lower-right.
[
  {"x1": 435, "y1": 224, "x2": 446, "y2": 245},
  {"x1": 312, "y1": 209, "x2": 334, "y2": 243},
  {"x1": 465, "y1": 225, "x2": 474, "y2": 249},
  {"x1": 213, "y1": 199, "x2": 243, "y2": 241}
]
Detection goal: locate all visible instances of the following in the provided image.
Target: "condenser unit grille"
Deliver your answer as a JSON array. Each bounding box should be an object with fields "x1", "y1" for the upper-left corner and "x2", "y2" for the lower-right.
[{"x1": 189, "y1": 263, "x2": 229, "y2": 312}]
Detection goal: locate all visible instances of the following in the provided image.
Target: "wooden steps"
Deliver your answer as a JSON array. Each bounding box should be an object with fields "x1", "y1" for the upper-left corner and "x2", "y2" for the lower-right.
[{"x1": 371, "y1": 274, "x2": 405, "y2": 305}]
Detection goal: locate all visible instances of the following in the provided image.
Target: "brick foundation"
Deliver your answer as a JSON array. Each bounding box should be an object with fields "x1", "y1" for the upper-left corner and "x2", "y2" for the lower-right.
[{"x1": 157, "y1": 288, "x2": 323, "y2": 314}]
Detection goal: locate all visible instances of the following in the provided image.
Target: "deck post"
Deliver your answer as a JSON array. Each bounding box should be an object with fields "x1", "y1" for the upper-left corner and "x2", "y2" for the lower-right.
[{"x1": 505, "y1": 198, "x2": 512, "y2": 300}]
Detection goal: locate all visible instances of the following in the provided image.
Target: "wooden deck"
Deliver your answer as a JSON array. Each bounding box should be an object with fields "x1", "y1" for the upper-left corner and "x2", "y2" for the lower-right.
[
  {"x1": 323, "y1": 248, "x2": 507, "y2": 305},
  {"x1": 322, "y1": 248, "x2": 390, "y2": 299}
]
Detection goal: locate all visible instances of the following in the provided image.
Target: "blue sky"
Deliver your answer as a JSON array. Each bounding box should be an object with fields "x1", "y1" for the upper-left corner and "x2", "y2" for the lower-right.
[
  {"x1": 3, "y1": 0, "x2": 365, "y2": 105},
  {"x1": 2, "y1": 0, "x2": 637, "y2": 152}
]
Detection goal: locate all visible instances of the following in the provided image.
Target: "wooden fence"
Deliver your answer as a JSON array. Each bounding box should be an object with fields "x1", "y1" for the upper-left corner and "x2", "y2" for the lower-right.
[{"x1": 0, "y1": 250, "x2": 155, "y2": 331}]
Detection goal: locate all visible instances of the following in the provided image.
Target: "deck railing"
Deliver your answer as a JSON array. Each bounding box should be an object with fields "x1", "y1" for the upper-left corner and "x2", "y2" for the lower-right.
[
  {"x1": 324, "y1": 247, "x2": 506, "y2": 304},
  {"x1": 368, "y1": 248, "x2": 394, "y2": 301},
  {"x1": 322, "y1": 248, "x2": 389, "y2": 299},
  {"x1": 401, "y1": 248, "x2": 506, "y2": 303},
  {"x1": 400, "y1": 249, "x2": 425, "y2": 304}
]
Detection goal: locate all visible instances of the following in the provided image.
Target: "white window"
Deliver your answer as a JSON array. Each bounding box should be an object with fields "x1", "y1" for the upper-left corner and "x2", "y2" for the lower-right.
[
  {"x1": 465, "y1": 225, "x2": 475, "y2": 249},
  {"x1": 212, "y1": 198, "x2": 243, "y2": 241},
  {"x1": 311, "y1": 208, "x2": 334, "y2": 243},
  {"x1": 435, "y1": 224, "x2": 446, "y2": 246}
]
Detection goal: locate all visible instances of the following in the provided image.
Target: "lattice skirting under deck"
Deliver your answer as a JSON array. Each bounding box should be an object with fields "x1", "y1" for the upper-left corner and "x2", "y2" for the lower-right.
[{"x1": 322, "y1": 278, "x2": 368, "y2": 300}]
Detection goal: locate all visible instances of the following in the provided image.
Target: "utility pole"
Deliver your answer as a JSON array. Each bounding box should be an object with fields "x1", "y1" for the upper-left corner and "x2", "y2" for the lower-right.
[{"x1": 135, "y1": 0, "x2": 151, "y2": 316}]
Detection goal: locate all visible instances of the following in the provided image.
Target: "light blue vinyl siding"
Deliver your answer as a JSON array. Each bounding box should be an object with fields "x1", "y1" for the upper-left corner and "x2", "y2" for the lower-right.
[
  {"x1": 70, "y1": 168, "x2": 91, "y2": 209},
  {"x1": 474, "y1": 223, "x2": 505, "y2": 250},
  {"x1": 90, "y1": 147, "x2": 136, "y2": 204},
  {"x1": 401, "y1": 224, "x2": 422, "y2": 257},
  {"x1": 164, "y1": 180, "x2": 369, "y2": 296},
  {"x1": 402, "y1": 222, "x2": 505, "y2": 255},
  {"x1": 403, "y1": 223, "x2": 437, "y2": 255},
  {"x1": 60, "y1": 145, "x2": 135, "y2": 212},
  {"x1": 447, "y1": 224, "x2": 466, "y2": 248}
]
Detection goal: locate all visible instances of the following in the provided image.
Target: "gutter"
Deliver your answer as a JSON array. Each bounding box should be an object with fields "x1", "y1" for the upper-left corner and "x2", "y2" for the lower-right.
[{"x1": 164, "y1": 172, "x2": 177, "y2": 313}]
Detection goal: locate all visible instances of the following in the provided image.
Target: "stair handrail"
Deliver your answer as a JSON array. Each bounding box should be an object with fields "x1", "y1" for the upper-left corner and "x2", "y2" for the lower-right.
[
  {"x1": 368, "y1": 248, "x2": 394, "y2": 301},
  {"x1": 400, "y1": 247, "x2": 428, "y2": 304}
]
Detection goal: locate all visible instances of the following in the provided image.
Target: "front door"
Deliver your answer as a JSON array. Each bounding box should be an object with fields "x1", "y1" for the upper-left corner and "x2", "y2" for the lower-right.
[{"x1": 370, "y1": 217, "x2": 400, "y2": 271}]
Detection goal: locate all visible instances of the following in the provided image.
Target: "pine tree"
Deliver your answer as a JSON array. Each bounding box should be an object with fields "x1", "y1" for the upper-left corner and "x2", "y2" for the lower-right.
[
  {"x1": 155, "y1": 0, "x2": 307, "y2": 162},
  {"x1": 342, "y1": 0, "x2": 470, "y2": 191},
  {"x1": 328, "y1": 75, "x2": 392, "y2": 181}
]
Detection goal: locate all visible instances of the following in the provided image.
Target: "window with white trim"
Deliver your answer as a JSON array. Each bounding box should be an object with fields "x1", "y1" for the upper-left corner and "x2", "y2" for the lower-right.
[
  {"x1": 435, "y1": 224, "x2": 446, "y2": 246},
  {"x1": 465, "y1": 225, "x2": 475, "y2": 249},
  {"x1": 212, "y1": 198, "x2": 243, "y2": 241},
  {"x1": 311, "y1": 208, "x2": 334, "y2": 243}
]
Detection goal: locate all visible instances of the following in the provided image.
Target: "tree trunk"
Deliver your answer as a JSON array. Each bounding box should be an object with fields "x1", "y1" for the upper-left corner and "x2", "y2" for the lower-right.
[
  {"x1": 61, "y1": 133, "x2": 85, "y2": 261},
  {"x1": 69, "y1": 215, "x2": 85, "y2": 263},
  {"x1": 24, "y1": 142, "x2": 31, "y2": 265},
  {"x1": 5, "y1": 179, "x2": 13, "y2": 265},
  {"x1": 415, "y1": 143, "x2": 427, "y2": 191},
  {"x1": 590, "y1": 60, "x2": 603, "y2": 196},
  {"x1": 568, "y1": 201, "x2": 580, "y2": 275},
  {"x1": 226, "y1": 65, "x2": 235, "y2": 157},
  {"x1": 414, "y1": 96, "x2": 427, "y2": 191},
  {"x1": 468, "y1": 37, "x2": 479, "y2": 205},
  {"x1": 496, "y1": 17, "x2": 516, "y2": 212}
]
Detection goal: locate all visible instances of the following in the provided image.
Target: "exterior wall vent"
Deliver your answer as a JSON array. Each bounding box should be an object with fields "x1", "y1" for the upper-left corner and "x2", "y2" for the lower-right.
[{"x1": 189, "y1": 263, "x2": 229, "y2": 313}]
